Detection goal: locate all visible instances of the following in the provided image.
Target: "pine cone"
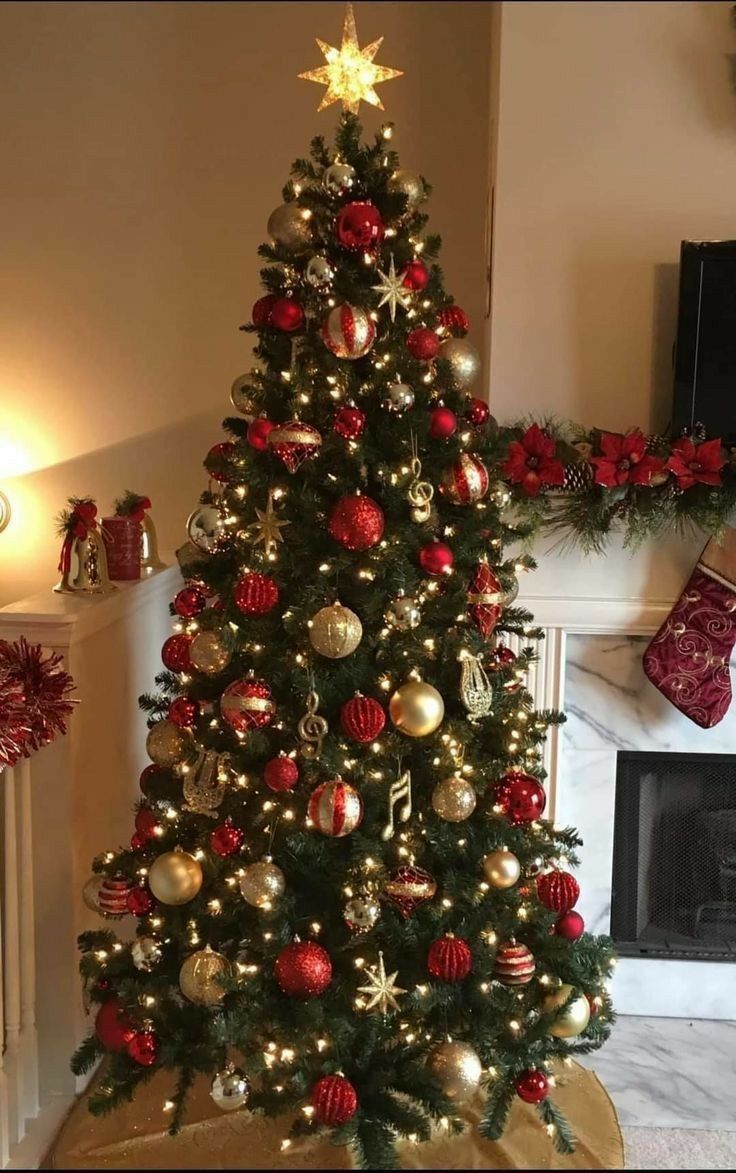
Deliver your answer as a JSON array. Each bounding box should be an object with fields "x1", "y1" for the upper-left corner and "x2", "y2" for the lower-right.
[{"x1": 561, "y1": 461, "x2": 594, "y2": 493}]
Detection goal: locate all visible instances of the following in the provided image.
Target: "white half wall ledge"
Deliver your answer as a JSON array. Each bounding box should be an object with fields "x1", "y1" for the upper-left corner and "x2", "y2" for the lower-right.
[{"x1": 518, "y1": 592, "x2": 672, "y2": 635}]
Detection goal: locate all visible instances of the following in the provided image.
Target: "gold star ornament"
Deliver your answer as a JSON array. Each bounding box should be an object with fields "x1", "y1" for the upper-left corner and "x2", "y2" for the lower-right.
[
  {"x1": 357, "y1": 952, "x2": 406, "y2": 1015},
  {"x1": 299, "y1": 2, "x2": 403, "y2": 115},
  {"x1": 248, "y1": 489, "x2": 290, "y2": 559}
]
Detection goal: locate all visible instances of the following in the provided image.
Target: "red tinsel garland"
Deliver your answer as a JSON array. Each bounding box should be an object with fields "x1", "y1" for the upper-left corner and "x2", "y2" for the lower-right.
[{"x1": 0, "y1": 638, "x2": 77, "y2": 768}]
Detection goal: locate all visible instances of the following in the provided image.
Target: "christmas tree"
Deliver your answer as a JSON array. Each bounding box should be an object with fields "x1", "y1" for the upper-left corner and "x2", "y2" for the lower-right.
[{"x1": 73, "y1": 9, "x2": 615, "y2": 1168}]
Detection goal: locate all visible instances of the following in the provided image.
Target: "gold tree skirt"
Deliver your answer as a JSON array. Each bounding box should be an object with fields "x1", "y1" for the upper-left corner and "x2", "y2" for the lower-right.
[{"x1": 51, "y1": 1062, "x2": 623, "y2": 1170}]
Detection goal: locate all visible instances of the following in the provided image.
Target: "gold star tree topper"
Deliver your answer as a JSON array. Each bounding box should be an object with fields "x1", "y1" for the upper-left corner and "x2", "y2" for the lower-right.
[{"x1": 299, "y1": 2, "x2": 402, "y2": 114}]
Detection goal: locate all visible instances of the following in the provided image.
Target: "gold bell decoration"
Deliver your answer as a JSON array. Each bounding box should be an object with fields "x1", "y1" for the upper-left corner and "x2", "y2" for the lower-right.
[
  {"x1": 543, "y1": 983, "x2": 591, "y2": 1038},
  {"x1": 146, "y1": 719, "x2": 192, "y2": 768},
  {"x1": 54, "y1": 498, "x2": 117, "y2": 595},
  {"x1": 389, "y1": 678, "x2": 444, "y2": 737},
  {"x1": 458, "y1": 649, "x2": 494, "y2": 721},
  {"x1": 148, "y1": 848, "x2": 203, "y2": 906},
  {"x1": 427, "y1": 1040, "x2": 482, "y2": 1102},
  {"x1": 309, "y1": 601, "x2": 362, "y2": 658},
  {"x1": 183, "y1": 749, "x2": 231, "y2": 818},
  {"x1": 179, "y1": 946, "x2": 231, "y2": 1006}
]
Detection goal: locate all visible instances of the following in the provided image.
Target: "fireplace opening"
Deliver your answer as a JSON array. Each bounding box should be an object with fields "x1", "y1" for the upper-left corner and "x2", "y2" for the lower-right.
[{"x1": 611, "y1": 751, "x2": 736, "y2": 961}]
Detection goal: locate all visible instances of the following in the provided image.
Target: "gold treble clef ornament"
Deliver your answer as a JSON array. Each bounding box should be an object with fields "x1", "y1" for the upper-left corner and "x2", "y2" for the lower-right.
[
  {"x1": 298, "y1": 687, "x2": 328, "y2": 759},
  {"x1": 407, "y1": 434, "x2": 434, "y2": 523}
]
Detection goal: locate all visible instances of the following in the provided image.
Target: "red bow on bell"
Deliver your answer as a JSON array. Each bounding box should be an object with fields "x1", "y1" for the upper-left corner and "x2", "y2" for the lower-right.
[
  {"x1": 58, "y1": 502, "x2": 98, "y2": 574},
  {"x1": 130, "y1": 496, "x2": 152, "y2": 523}
]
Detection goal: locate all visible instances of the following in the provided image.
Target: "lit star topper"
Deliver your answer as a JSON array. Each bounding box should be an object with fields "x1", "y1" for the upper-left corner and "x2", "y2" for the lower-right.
[
  {"x1": 299, "y1": 2, "x2": 403, "y2": 115},
  {"x1": 357, "y1": 952, "x2": 406, "y2": 1015}
]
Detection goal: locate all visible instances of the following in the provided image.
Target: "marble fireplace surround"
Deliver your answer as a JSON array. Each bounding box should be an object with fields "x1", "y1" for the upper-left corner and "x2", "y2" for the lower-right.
[{"x1": 513, "y1": 590, "x2": 735, "y2": 1020}]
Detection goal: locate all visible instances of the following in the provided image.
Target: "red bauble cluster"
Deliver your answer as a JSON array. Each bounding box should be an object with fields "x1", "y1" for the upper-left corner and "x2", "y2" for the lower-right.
[
  {"x1": 428, "y1": 405, "x2": 457, "y2": 440},
  {"x1": 555, "y1": 910, "x2": 585, "y2": 940},
  {"x1": 515, "y1": 1069, "x2": 549, "y2": 1104},
  {"x1": 402, "y1": 259, "x2": 429, "y2": 291},
  {"x1": 438, "y1": 304, "x2": 470, "y2": 335},
  {"x1": 407, "y1": 327, "x2": 439, "y2": 361},
  {"x1": 220, "y1": 677, "x2": 275, "y2": 733},
  {"x1": 333, "y1": 405, "x2": 366, "y2": 441},
  {"x1": 169, "y1": 697, "x2": 200, "y2": 728},
  {"x1": 335, "y1": 201, "x2": 384, "y2": 251},
  {"x1": 419, "y1": 540, "x2": 454, "y2": 576},
  {"x1": 95, "y1": 998, "x2": 135, "y2": 1052},
  {"x1": 493, "y1": 771, "x2": 546, "y2": 824},
  {"x1": 311, "y1": 1075, "x2": 358, "y2": 1126},
  {"x1": 270, "y1": 297, "x2": 304, "y2": 332},
  {"x1": 161, "y1": 633, "x2": 193, "y2": 673},
  {"x1": 252, "y1": 294, "x2": 278, "y2": 327},
  {"x1": 275, "y1": 941, "x2": 332, "y2": 998},
  {"x1": 466, "y1": 397, "x2": 490, "y2": 427},
  {"x1": 174, "y1": 586, "x2": 206, "y2": 618},
  {"x1": 247, "y1": 417, "x2": 276, "y2": 451},
  {"x1": 127, "y1": 885, "x2": 155, "y2": 916},
  {"x1": 537, "y1": 870, "x2": 580, "y2": 913},
  {"x1": 206, "y1": 442, "x2": 236, "y2": 484},
  {"x1": 467, "y1": 562, "x2": 503, "y2": 639},
  {"x1": 127, "y1": 1027, "x2": 158, "y2": 1067},
  {"x1": 210, "y1": 818, "x2": 245, "y2": 857},
  {"x1": 328, "y1": 495, "x2": 385, "y2": 551},
  {"x1": 340, "y1": 694, "x2": 386, "y2": 743},
  {"x1": 233, "y1": 572, "x2": 279, "y2": 615},
  {"x1": 427, "y1": 935, "x2": 472, "y2": 982},
  {"x1": 494, "y1": 941, "x2": 536, "y2": 986},
  {"x1": 264, "y1": 753, "x2": 299, "y2": 792}
]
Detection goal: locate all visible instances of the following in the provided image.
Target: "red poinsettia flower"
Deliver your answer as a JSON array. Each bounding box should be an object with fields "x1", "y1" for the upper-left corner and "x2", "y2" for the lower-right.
[
  {"x1": 665, "y1": 437, "x2": 725, "y2": 490},
  {"x1": 590, "y1": 430, "x2": 664, "y2": 488},
  {"x1": 502, "y1": 424, "x2": 565, "y2": 497}
]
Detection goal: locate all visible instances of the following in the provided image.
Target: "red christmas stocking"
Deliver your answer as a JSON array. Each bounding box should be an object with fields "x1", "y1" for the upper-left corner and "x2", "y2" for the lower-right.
[{"x1": 643, "y1": 527, "x2": 736, "y2": 728}]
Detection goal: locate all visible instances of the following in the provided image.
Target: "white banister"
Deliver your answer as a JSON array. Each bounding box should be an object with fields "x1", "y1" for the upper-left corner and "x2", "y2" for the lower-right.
[
  {"x1": 0, "y1": 771, "x2": 9, "y2": 1170},
  {"x1": 18, "y1": 757, "x2": 39, "y2": 1129},
  {"x1": 3, "y1": 766, "x2": 23, "y2": 1147}
]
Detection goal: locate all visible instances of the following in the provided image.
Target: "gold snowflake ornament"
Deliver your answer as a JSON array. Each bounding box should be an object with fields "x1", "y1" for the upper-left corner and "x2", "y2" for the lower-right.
[
  {"x1": 357, "y1": 952, "x2": 406, "y2": 1014},
  {"x1": 299, "y1": 2, "x2": 403, "y2": 115}
]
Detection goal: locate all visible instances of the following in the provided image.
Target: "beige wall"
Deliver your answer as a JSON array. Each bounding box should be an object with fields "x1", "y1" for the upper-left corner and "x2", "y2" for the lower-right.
[{"x1": 0, "y1": 1, "x2": 492, "y2": 605}]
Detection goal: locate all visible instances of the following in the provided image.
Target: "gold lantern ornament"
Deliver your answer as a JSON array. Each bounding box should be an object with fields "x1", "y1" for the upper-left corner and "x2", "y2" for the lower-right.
[
  {"x1": 389, "y1": 679, "x2": 444, "y2": 738},
  {"x1": 148, "y1": 849, "x2": 203, "y2": 906},
  {"x1": 190, "y1": 630, "x2": 232, "y2": 676},
  {"x1": 543, "y1": 983, "x2": 591, "y2": 1038},
  {"x1": 431, "y1": 775, "x2": 477, "y2": 823},
  {"x1": 146, "y1": 719, "x2": 192, "y2": 768},
  {"x1": 482, "y1": 849, "x2": 521, "y2": 890},
  {"x1": 179, "y1": 945, "x2": 230, "y2": 1006},
  {"x1": 239, "y1": 858, "x2": 286, "y2": 909},
  {"x1": 427, "y1": 1041, "x2": 482, "y2": 1102},
  {"x1": 309, "y1": 601, "x2": 362, "y2": 659}
]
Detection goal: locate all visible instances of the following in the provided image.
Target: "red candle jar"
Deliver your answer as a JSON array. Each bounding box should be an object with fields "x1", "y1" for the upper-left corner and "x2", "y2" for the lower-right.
[{"x1": 102, "y1": 516, "x2": 141, "y2": 580}]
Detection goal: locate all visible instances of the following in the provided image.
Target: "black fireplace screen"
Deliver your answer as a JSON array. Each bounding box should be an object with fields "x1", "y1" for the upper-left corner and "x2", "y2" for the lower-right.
[{"x1": 611, "y1": 752, "x2": 736, "y2": 961}]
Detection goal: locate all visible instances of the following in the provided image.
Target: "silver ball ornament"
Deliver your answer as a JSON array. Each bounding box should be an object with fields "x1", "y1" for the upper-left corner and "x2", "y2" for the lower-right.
[
  {"x1": 440, "y1": 338, "x2": 481, "y2": 389},
  {"x1": 388, "y1": 168, "x2": 425, "y2": 210},
  {"x1": 427, "y1": 1041, "x2": 482, "y2": 1102},
  {"x1": 267, "y1": 203, "x2": 311, "y2": 253},
  {"x1": 210, "y1": 1065, "x2": 251, "y2": 1112},
  {"x1": 384, "y1": 381, "x2": 415, "y2": 413},
  {"x1": 323, "y1": 162, "x2": 356, "y2": 194},
  {"x1": 344, "y1": 894, "x2": 381, "y2": 933},
  {"x1": 305, "y1": 255, "x2": 335, "y2": 287},
  {"x1": 431, "y1": 775, "x2": 477, "y2": 823},
  {"x1": 186, "y1": 504, "x2": 228, "y2": 554},
  {"x1": 230, "y1": 373, "x2": 254, "y2": 418},
  {"x1": 239, "y1": 858, "x2": 285, "y2": 909},
  {"x1": 385, "y1": 594, "x2": 421, "y2": 631},
  {"x1": 131, "y1": 936, "x2": 163, "y2": 972}
]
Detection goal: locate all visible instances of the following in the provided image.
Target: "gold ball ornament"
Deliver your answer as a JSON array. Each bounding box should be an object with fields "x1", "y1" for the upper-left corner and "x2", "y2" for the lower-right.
[
  {"x1": 389, "y1": 680, "x2": 444, "y2": 738},
  {"x1": 179, "y1": 946, "x2": 231, "y2": 1006},
  {"x1": 146, "y1": 719, "x2": 192, "y2": 768},
  {"x1": 543, "y1": 984, "x2": 591, "y2": 1038},
  {"x1": 440, "y1": 338, "x2": 481, "y2": 389},
  {"x1": 427, "y1": 1041, "x2": 482, "y2": 1102},
  {"x1": 482, "y1": 849, "x2": 521, "y2": 889},
  {"x1": 431, "y1": 776, "x2": 477, "y2": 822},
  {"x1": 388, "y1": 168, "x2": 425, "y2": 210},
  {"x1": 267, "y1": 203, "x2": 312, "y2": 252},
  {"x1": 189, "y1": 630, "x2": 232, "y2": 676},
  {"x1": 239, "y1": 858, "x2": 286, "y2": 909},
  {"x1": 309, "y1": 602, "x2": 362, "y2": 659},
  {"x1": 148, "y1": 849, "x2": 203, "y2": 906}
]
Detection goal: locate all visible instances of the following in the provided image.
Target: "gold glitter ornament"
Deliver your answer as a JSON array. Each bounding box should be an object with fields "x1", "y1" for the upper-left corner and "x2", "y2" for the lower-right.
[
  {"x1": 239, "y1": 858, "x2": 286, "y2": 909},
  {"x1": 145, "y1": 719, "x2": 192, "y2": 768},
  {"x1": 309, "y1": 602, "x2": 362, "y2": 659},
  {"x1": 431, "y1": 775, "x2": 477, "y2": 823},
  {"x1": 189, "y1": 630, "x2": 232, "y2": 676},
  {"x1": 427, "y1": 1041, "x2": 482, "y2": 1102}
]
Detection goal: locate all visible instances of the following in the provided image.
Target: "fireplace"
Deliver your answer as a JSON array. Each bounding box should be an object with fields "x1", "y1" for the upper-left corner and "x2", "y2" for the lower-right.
[{"x1": 611, "y1": 752, "x2": 736, "y2": 961}]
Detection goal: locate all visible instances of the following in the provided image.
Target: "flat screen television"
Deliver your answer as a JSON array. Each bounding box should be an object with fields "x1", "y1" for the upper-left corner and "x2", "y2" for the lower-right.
[{"x1": 672, "y1": 240, "x2": 736, "y2": 444}]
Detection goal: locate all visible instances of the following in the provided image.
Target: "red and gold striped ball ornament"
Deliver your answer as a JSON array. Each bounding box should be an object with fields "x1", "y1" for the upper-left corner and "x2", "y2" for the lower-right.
[
  {"x1": 492, "y1": 770, "x2": 546, "y2": 825},
  {"x1": 264, "y1": 753, "x2": 299, "y2": 792},
  {"x1": 310, "y1": 1075, "x2": 358, "y2": 1126},
  {"x1": 267, "y1": 419, "x2": 322, "y2": 474},
  {"x1": 96, "y1": 875, "x2": 133, "y2": 918},
  {"x1": 494, "y1": 940, "x2": 535, "y2": 986},
  {"x1": 220, "y1": 677, "x2": 275, "y2": 734},
  {"x1": 233, "y1": 572, "x2": 279, "y2": 615},
  {"x1": 328, "y1": 494, "x2": 385, "y2": 550},
  {"x1": 427, "y1": 934, "x2": 472, "y2": 982},
  {"x1": 308, "y1": 778, "x2": 363, "y2": 837},
  {"x1": 440, "y1": 454, "x2": 490, "y2": 504},
  {"x1": 322, "y1": 303, "x2": 376, "y2": 359},
  {"x1": 467, "y1": 561, "x2": 504, "y2": 640},
  {"x1": 383, "y1": 865, "x2": 437, "y2": 919},
  {"x1": 537, "y1": 869, "x2": 580, "y2": 913},
  {"x1": 340, "y1": 694, "x2": 386, "y2": 743},
  {"x1": 275, "y1": 940, "x2": 332, "y2": 998}
]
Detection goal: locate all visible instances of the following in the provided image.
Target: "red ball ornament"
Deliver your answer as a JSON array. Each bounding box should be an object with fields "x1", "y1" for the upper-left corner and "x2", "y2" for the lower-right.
[
  {"x1": 174, "y1": 586, "x2": 206, "y2": 618},
  {"x1": 247, "y1": 417, "x2": 276, "y2": 451},
  {"x1": 130, "y1": 832, "x2": 146, "y2": 851},
  {"x1": 340, "y1": 694, "x2": 386, "y2": 743},
  {"x1": 311, "y1": 1075, "x2": 358, "y2": 1126},
  {"x1": 275, "y1": 941, "x2": 333, "y2": 998},
  {"x1": 419, "y1": 540, "x2": 454, "y2": 576},
  {"x1": 168, "y1": 697, "x2": 200, "y2": 728},
  {"x1": 488, "y1": 644, "x2": 517, "y2": 670},
  {"x1": 427, "y1": 935, "x2": 472, "y2": 982},
  {"x1": 220, "y1": 677, "x2": 275, "y2": 733},
  {"x1": 407, "y1": 327, "x2": 440, "y2": 361},
  {"x1": 270, "y1": 297, "x2": 304, "y2": 333},
  {"x1": 206, "y1": 442, "x2": 236, "y2": 484},
  {"x1": 328, "y1": 495, "x2": 385, "y2": 551},
  {"x1": 515, "y1": 1069, "x2": 549, "y2": 1104},
  {"x1": 428, "y1": 405, "x2": 457, "y2": 440},
  {"x1": 401, "y1": 259, "x2": 429, "y2": 291},
  {"x1": 210, "y1": 818, "x2": 245, "y2": 857},
  {"x1": 467, "y1": 562, "x2": 503, "y2": 640},
  {"x1": 537, "y1": 870, "x2": 580, "y2": 914},
  {"x1": 493, "y1": 771, "x2": 546, "y2": 825},
  {"x1": 334, "y1": 405, "x2": 366, "y2": 441},
  {"x1": 466, "y1": 397, "x2": 490, "y2": 427},
  {"x1": 161, "y1": 634, "x2": 193, "y2": 674},
  {"x1": 308, "y1": 778, "x2": 363, "y2": 837},
  {"x1": 264, "y1": 754, "x2": 299, "y2": 792},
  {"x1": 494, "y1": 941, "x2": 536, "y2": 986},
  {"x1": 335, "y1": 201, "x2": 384, "y2": 251},
  {"x1": 127, "y1": 1027, "x2": 158, "y2": 1067},
  {"x1": 134, "y1": 807, "x2": 162, "y2": 841},
  {"x1": 233, "y1": 572, "x2": 279, "y2": 615},
  {"x1": 252, "y1": 294, "x2": 278, "y2": 328},
  {"x1": 438, "y1": 304, "x2": 470, "y2": 335},
  {"x1": 322, "y1": 303, "x2": 376, "y2": 359},
  {"x1": 98, "y1": 875, "x2": 133, "y2": 918},
  {"x1": 127, "y1": 885, "x2": 155, "y2": 916},
  {"x1": 441, "y1": 454, "x2": 489, "y2": 503},
  {"x1": 555, "y1": 910, "x2": 585, "y2": 940},
  {"x1": 268, "y1": 419, "x2": 322, "y2": 473},
  {"x1": 95, "y1": 998, "x2": 135, "y2": 1052}
]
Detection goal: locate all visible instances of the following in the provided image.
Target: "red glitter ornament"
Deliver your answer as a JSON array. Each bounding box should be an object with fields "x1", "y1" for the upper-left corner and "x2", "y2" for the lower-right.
[
  {"x1": 427, "y1": 935, "x2": 472, "y2": 982},
  {"x1": 98, "y1": 875, "x2": 133, "y2": 918},
  {"x1": 205, "y1": 442, "x2": 236, "y2": 484},
  {"x1": 402, "y1": 259, "x2": 429, "y2": 291},
  {"x1": 127, "y1": 885, "x2": 155, "y2": 916},
  {"x1": 275, "y1": 940, "x2": 332, "y2": 998},
  {"x1": 407, "y1": 327, "x2": 440, "y2": 361},
  {"x1": 555, "y1": 910, "x2": 585, "y2": 940},
  {"x1": 247, "y1": 417, "x2": 276, "y2": 452},
  {"x1": 493, "y1": 771, "x2": 546, "y2": 825},
  {"x1": 210, "y1": 818, "x2": 244, "y2": 857},
  {"x1": 267, "y1": 419, "x2": 322, "y2": 473},
  {"x1": 308, "y1": 778, "x2": 363, "y2": 837},
  {"x1": 322, "y1": 303, "x2": 375, "y2": 359},
  {"x1": 466, "y1": 397, "x2": 490, "y2": 427},
  {"x1": 441, "y1": 454, "x2": 489, "y2": 504},
  {"x1": 515, "y1": 1069, "x2": 549, "y2": 1104},
  {"x1": 264, "y1": 753, "x2": 299, "y2": 792},
  {"x1": 438, "y1": 305, "x2": 470, "y2": 335},
  {"x1": 334, "y1": 405, "x2": 366, "y2": 441},
  {"x1": 494, "y1": 941, "x2": 536, "y2": 985},
  {"x1": 467, "y1": 562, "x2": 504, "y2": 639},
  {"x1": 233, "y1": 572, "x2": 279, "y2": 615},
  {"x1": 168, "y1": 697, "x2": 200, "y2": 728},
  {"x1": 127, "y1": 1027, "x2": 158, "y2": 1067},
  {"x1": 252, "y1": 294, "x2": 278, "y2": 328},
  {"x1": 328, "y1": 495, "x2": 385, "y2": 551},
  {"x1": 428, "y1": 405, "x2": 457, "y2": 440},
  {"x1": 340, "y1": 694, "x2": 386, "y2": 743},
  {"x1": 95, "y1": 998, "x2": 135, "y2": 1052},
  {"x1": 537, "y1": 870, "x2": 580, "y2": 913},
  {"x1": 311, "y1": 1075, "x2": 358, "y2": 1125},
  {"x1": 174, "y1": 586, "x2": 206, "y2": 619},
  {"x1": 419, "y1": 540, "x2": 454, "y2": 576},
  {"x1": 134, "y1": 807, "x2": 162, "y2": 841},
  {"x1": 270, "y1": 297, "x2": 304, "y2": 332},
  {"x1": 161, "y1": 634, "x2": 193, "y2": 674},
  {"x1": 220, "y1": 677, "x2": 275, "y2": 733},
  {"x1": 383, "y1": 864, "x2": 437, "y2": 919},
  {"x1": 336, "y1": 201, "x2": 384, "y2": 251}
]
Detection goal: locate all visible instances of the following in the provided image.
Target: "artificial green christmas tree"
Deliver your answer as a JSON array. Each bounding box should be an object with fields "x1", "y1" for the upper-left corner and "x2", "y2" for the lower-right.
[{"x1": 73, "y1": 10, "x2": 614, "y2": 1168}]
